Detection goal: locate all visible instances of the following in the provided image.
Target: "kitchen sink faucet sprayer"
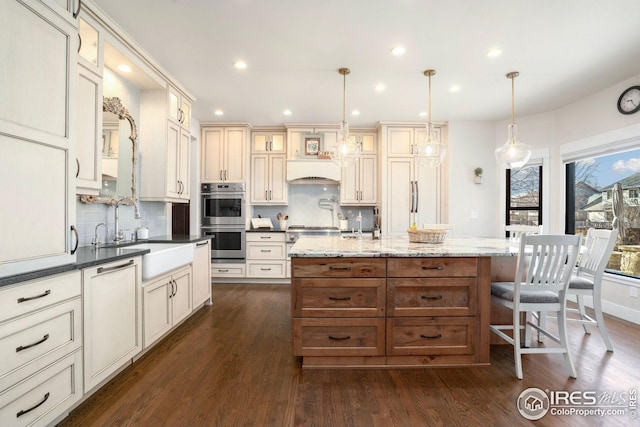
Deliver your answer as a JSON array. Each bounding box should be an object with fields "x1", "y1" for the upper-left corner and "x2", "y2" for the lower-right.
[{"x1": 114, "y1": 198, "x2": 142, "y2": 242}]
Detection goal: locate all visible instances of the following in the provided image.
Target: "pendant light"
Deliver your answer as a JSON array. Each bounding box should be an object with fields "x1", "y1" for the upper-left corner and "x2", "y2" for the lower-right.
[
  {"x1": 330, "y1": 68, "x2": 361, "y2": 168},
  {"x1": 415, "y1": 69, "x2": 446, "y2": 167},
  {"x1": 495, "y1": 71, "x2": 532, "y2": 169}
]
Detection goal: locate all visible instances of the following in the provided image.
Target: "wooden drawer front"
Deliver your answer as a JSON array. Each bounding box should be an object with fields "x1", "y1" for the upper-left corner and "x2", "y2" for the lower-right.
[
  {"x1": 246, "y1": 261, "x2": 286, "y2": 278},
  {"x1": 0, "y1": 298, "x2": 82, "y2": 393},
  {"x1": 292, "y1": 258, "x2": 386, "y2": 278},
  {"x1": 0, "y1": 271, "x2": 81, "y2": 323},
  {"x1": 247, "y1": 243, "x2": 285, "y2": 260},
  {"x1": 387, "y1": 278, "x2": 476, "y2": 317},
  {"x1": 387, "y1": 317, "x2": 475, "y2": 356},
  {"x1": 387, "y1": 258, "x2": 477, "y2": 278},
  {"x1": 246, "y1": 232, "x2": 285, "y2": 243},
  {"x1": 293, "y1": 278, "x2": 386, "y2": 317},
  {"x1": 0, "y1": 349, "x2": 82, "y2": 427},
  {"x1": 293, "y1": 318, "x2": 385, "y2": 356}
]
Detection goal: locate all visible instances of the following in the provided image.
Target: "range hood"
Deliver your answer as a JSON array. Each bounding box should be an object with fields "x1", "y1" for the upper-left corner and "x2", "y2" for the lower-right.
[{"x1": 286, "y1": 160, "x2": 341, "y2": 183}]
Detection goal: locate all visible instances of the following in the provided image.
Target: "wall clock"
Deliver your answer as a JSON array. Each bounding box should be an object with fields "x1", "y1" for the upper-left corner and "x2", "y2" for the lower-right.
[{"x1": 617, "y1": 86, "x2": 640, "y2": 115}]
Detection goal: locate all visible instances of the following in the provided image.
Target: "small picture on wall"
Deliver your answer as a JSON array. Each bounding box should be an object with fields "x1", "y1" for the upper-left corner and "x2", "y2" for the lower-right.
[{"x1": 303, "y1": 134, "x2": 323, "y2": 157}]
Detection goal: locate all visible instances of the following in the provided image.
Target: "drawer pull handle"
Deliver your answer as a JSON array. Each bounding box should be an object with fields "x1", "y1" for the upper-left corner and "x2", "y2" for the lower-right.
[
  {"x1": 420, "y1": 333, "x2": 442, "y2": 339},
  {"x1": 328, "y1": 296, "x2": 351, "y2": 301},
  {"x1": 421, "y1": 265, "x2": 444, "y2": 270},
  {"x1": 16, "y1": 334, "x2": 50, "y2": 352},
  {"x1": 328, "y1": 335, "x2": 351, "y2": 341},
  {"x1": 17, "y1": 290, "x2": 51, "y2": 303},
  {"x1": 260, "y1": 268, "x2": 272, "y2": 271},
  {"x1": 218, "y1": 269, "x2": 229, "y2": 272},
  {"x1": 261, "y1": 249, "x2": 272, "y2": 253},
  {"x1": 196, "y1": 241, "x2": 209, "y2": 247},
  {"x1": 16, "y1": 392, "x2": 50, "y2": 418},
  {"x1": 97, "y1": 259, "x2": 134, "y2": 274},
  {"x1": 328, "y1": 266, "x2": 351, "y2": 271},
  {"x1": 421, "y1": 295, "x2": 443, "y2": 300}
]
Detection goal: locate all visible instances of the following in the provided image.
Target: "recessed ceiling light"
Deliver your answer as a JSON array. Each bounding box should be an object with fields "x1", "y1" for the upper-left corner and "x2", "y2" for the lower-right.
[
  {"x1": 486, "y1": 48, "x2": 503, "y2": 58},
  {"x1": 419, "y1": 111, "x2": 428, "y2": 117},
  {"x1": 117, "y1": 64, "x2": 132, "y2": 73},
  {"x1": 214, "y1": 109, "x2": 224, "y2": 116},
  {"x1": 390, "y1": 46, "x2": 406, "y2": 56},
  {"x1": 351, "y1": 110, "x2": 360, "y2": 116},
  {"x1": 233, "y1": 60, "x2": 247, "y2": 70},
  {"x1": 449, "y1": 85, "x2": 461, "y2": 93},
  {"x1": 283, "y1": 110, "x2": 292, "y2": 116},
  {"x1": 375, "y1": 83, "x2": 386, "y2": 92}
]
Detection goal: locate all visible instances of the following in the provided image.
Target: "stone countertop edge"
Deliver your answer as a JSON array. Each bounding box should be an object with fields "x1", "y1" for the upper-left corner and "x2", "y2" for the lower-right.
[
  {"x1": 288, "y1": 236, "x2": 521, "y2": 258},
  {"x1": 246, "y1": 228, "x2": 286, "y2": 233},
  {"x1": 0, "y1": 235, "x2": 210, "y2": 288}
]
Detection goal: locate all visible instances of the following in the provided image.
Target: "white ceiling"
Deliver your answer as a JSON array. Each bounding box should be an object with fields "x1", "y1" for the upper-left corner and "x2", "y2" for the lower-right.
[{"x1": 93, "y1": 0, "x2": 640, "y2": 128}]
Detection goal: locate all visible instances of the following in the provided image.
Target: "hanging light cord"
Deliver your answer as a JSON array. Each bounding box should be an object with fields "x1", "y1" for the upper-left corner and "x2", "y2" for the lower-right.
[
  {"x1": 428, "y1": 72, "x2": 432, "y2": 126},
  {"x1": 507, "y1": 71, "x2": 519, "y2": 126}
]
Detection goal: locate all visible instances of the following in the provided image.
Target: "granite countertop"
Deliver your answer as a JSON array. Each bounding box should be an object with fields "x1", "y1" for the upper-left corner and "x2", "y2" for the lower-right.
[
  {"x1": 289, "y1": 235, "x2": 520, "y2": 258},
  {"x1": 0, "y1": 235, "x2": 211, "y2": 288}
]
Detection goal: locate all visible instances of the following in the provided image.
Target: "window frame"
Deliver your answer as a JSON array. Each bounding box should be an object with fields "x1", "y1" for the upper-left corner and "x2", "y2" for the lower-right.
[{"x1": 505, "y1": 165, "x2": 543, "y2": 237}]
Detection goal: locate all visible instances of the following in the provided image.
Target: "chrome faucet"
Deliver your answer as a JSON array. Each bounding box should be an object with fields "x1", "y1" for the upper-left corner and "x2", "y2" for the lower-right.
[
  {"x1": 93, "y1": 222, "x2": 109, "y2": 246},
  {"x1": 114, "y1": 198, "x2": 142, "y2": 242}
]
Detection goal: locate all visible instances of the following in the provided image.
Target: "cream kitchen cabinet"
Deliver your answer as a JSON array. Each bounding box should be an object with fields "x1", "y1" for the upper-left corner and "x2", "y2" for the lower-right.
[
  {"x1": 0, "y1": 270, "x2": 83, "y2": 426},
  {"x1": 340, "y1": 132, "x2": 377, "y2": 205},
  {"x1": 192, "y1": 240, "x2": 212, "y2": 308},
  {"x1": 140, "y1": 87, "x2": 193, "y2": 202},
  {"x1": 142, "y1": 265, "x2": 192, "y2": 349},
  {"x1": 76, "y1": 62, "x2": 103, "y2": 195},
  {"x1": 82, "y1": 257, "x2": 142, "y2": 393},
  {"x1": 252, "y1": 131, "x2": 286, "y2": 153},
  {"x1": 246, "y1": 233, "x2": 287, "y2": 278},
  {"x1": 250, "y1": 153, "x2": 287, "y2": 204},
  {"x1": 378, "y1": 123, "x2": 447, "y2": 235},
  {"x1": 168, "y1": 85, "x2": 191, "y2": 130},
  {"x1": 211, "y1": 263, "x2": 246, "y2": 279},
  {"x1": 201, "y1": 125, "x2": 249, "y2": 183},
  {"x1": 0, "y1": 0, "x2": 78, "y2": 278},
  {"x1": 0, "y1": 271, "x2": 82, "y2": 426},
  {"x1": 49, "y1": 0, "x2": 82, "y2": 23}
]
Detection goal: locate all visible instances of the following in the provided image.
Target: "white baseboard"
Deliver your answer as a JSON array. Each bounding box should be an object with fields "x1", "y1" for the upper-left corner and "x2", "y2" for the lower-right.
[{"x1": 567, "y1": 295, "x2": 640, "y2": 325}]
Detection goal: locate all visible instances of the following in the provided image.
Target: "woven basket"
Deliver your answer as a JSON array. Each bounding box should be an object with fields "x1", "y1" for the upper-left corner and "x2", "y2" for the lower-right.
[{"x1": 407, "y1": 229, "x2": 448, "y2": 243}]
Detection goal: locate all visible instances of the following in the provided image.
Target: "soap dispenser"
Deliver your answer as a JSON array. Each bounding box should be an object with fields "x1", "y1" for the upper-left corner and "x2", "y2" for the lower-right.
[{"x1": 356, "y1": 211, "x2": 363, "y2": 239}]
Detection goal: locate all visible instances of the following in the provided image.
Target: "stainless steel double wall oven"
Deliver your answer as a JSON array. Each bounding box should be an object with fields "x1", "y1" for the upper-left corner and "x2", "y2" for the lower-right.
[{"x1": 201, "y1": 183, "x2": 246, "y2": 261}]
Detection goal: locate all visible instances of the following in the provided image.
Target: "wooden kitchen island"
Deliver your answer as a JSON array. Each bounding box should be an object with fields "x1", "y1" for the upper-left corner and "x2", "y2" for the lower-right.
[{"x1": 290, "y1": 235, "x2": 518, "y2": 368}]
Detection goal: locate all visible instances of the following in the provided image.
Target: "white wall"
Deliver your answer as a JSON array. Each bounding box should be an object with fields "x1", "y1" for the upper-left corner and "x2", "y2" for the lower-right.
[{"x1": 447, "y1": 121, "x2": 499, "y2": 237}]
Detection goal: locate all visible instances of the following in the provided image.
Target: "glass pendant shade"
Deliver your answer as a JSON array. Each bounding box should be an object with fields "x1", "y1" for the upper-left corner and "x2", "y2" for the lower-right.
[
  {"x1": 330, "y1": 68, "x2": 361, "y2": 168},
  {"x1": 495, "y1": 71, "x2": 532, "y2": 169},
  {"x1": 495, "y1": 123, "x2": 532, "y2": 168},
  {"x1": 331, "y1": 120, "x2": 361, "y2": 168},
  {"x1": 416, "y1": 122, "x2": 446, "y2": 167},
  {"x1": 415, "y1": 69, "x2": 446, "y2": 167}
]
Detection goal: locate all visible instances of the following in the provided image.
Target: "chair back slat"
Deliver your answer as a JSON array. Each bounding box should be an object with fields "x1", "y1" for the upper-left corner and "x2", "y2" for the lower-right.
[
  {"x1": 577, "y1": 228, "x2": 618, "y2": 277},
  {"x1": 517, "y1": 234, "x2": 582, "y2": 293}
]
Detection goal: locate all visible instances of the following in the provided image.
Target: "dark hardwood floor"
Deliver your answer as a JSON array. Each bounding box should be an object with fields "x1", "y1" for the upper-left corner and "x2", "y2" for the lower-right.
[{"x1": 59, "y1": 284, "x2": 640, "y2": 427}]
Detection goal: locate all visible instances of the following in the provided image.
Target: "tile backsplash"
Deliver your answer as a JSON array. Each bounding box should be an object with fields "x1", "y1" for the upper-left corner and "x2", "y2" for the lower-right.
[
  {"x1": 252, "y1": 184, "x2": 375, "y2": 231},
  {"x1": 76, "y1": 199, "x2": 168, "y2": 247}
]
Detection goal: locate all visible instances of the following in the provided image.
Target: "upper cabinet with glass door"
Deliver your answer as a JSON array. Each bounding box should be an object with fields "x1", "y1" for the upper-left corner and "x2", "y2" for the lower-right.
[
  {"x1": 168, "y1": 85, "x2": 191, "y2": 130},
  {"x1": 252, "y1": 131, "x2": 286, "y2": 153},
  {"x1": 78, "y1": 14, "x2": 102, "y2": 74},
  {"x1": 47, "y1": 0, "x2": 82, "y2": 24}
]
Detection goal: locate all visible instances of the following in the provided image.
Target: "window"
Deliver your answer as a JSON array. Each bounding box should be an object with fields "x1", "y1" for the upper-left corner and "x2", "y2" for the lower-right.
[
  {"x1": 565, "y1": 148, "x2": 640, "y2": 278},
  {"x1": 506, "y1": 165, "x2": 542, "y2": 236}
]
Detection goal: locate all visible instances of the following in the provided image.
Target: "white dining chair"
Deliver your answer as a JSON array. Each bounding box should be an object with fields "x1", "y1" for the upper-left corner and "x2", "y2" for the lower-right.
[
  {"x1": 566, "y1": 227, "x2": 618, "y2": 352},
  {"x1": 504, "y1": 224, "x2": 543, "y2": 239},
  {"x1": 490, "y1": 234, "x2": 583, "y2": 379}
]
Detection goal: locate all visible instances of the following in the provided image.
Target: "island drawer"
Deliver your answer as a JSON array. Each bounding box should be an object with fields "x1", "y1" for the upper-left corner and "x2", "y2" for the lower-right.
[
  {"x1": 292, "y1": 278, "x2": 385, "y2": 317},
  {"x1": 293, "y1": 318, "x2": 385, "y2": 356},
  {"x1": 387, "y1": 277, "x2": 476, "y2": 317},
  {"x1": 292, "y1": 258, "x2": 386, "y2": 278},
  {"x1": 386, "y1": 317, "x2": 475, "y2": 356},
  {"x1": 387, "y1": 258, "x2": 477, "y2": 278}
]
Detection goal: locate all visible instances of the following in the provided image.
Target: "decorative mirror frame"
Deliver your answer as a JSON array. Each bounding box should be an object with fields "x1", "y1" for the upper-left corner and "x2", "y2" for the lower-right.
[{"x1": 80, "y1": 97, "x2": 138, "y2": 208}]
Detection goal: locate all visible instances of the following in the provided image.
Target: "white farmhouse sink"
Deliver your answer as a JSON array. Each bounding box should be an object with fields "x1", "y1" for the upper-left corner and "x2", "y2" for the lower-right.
[{"x1": 126, "y1": 243, "x2": 194, "y2": 281}]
